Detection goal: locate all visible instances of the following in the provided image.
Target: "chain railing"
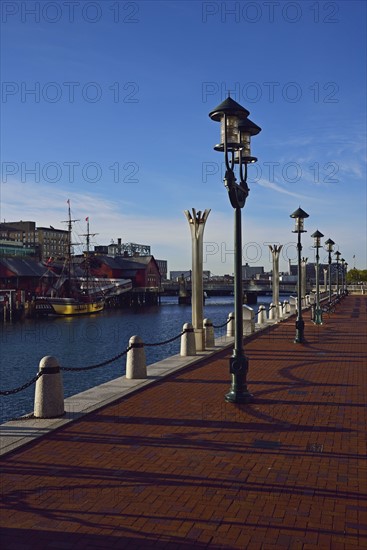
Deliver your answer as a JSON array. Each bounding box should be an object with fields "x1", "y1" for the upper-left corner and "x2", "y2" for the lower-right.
[
  {"x1": 0, "y1": 328, "x2": 188, "y2": 396},
  {"x1": 212, "y1": 318, "x2": 231, "y2": 329},
  {"x1": 0, "y1": 373, "x2": 42, "y2": 397}
]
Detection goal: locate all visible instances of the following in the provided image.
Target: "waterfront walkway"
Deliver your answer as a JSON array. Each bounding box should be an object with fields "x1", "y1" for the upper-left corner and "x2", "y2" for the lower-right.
[{"x1": 0, "y1": 294, "x2": 366, "y2": 549}]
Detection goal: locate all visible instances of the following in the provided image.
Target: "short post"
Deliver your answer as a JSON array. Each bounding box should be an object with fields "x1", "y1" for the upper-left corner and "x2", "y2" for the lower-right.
[
  {"x1": 277, "y1": 302, "x2": 283, "y2": 319},
  {"x1": 242, "y1": 305, "x2": 255, "y2": 335},
  {"x1": 289, "y1": 296, "x2": 297, "y2": 315},
  {"x1": 126, "y1": 335, "x2": 147, "y2": 379},
  {"x1": 257, "y1": 304, "x2": 267, "y2": 325},
  {"x1": 180, "y1": 322, "x2": 196, "y2": 356},
  {"x1": 34, "y1": 356, "x2": 64, "y2": 418},
  {"x1": 269, "y1": 303, "x2": 276, "y2": 321},
  {"x1": 204, "y1": 318, "x2": 215, "y2": 348},
  {"x1": 226, "y1": 312, "x2": 235, "y2": 337}
]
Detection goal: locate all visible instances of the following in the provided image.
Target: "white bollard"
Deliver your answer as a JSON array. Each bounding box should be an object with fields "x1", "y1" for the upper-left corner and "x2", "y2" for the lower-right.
[
  {"x1": 126, "y1": 335, "x2": 147, "y2": 379},
  {"x1": 277, "y1": 301, "x2": 283, "y2": 319},
  {"x1": 283, "y1": 300, "x2": 290, "y2": 315},
  {"x1": 204, "y1": 318, "x2": 215, "y2": 348},
  {"x1": 243, "y1": 305, "x2": 255, "y2": 335},
  {"x1": 257, "y1": 304, "x2": 267, "y2": 325},
  {"x1": 289, "y1": 296, "x2": 297, "y2": 315},
  {"x1": 226, "y1": 312, "x2": 235, "y2": 337},
  {"x1": 34, "y1": 356, "x2": 64, "y2": 418},
  {"x1": 269, "y1": 302, "x2": 276, "y2": 321},
  {"x1": 180, "y1": 323, "x2": 196, "y2": 356}
]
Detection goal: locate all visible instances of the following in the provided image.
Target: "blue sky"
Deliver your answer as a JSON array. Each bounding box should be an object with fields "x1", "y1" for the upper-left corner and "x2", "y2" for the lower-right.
[{"x1": 1, "y1": 0, "x2": 366, "y2": 275}]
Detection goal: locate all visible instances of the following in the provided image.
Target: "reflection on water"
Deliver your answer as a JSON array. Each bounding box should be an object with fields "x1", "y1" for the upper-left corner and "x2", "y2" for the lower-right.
[{"x1": 0, "y1": 295, "x2": 276, "y2": 423}]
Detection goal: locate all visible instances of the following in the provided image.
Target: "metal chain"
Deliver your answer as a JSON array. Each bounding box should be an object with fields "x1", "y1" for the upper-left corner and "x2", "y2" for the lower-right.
[
  {"x1": 60, "y1": 346, "x2": 132, "y2": 372},
  {"x1": 212, "y1": 318, "x2": 231, "y2": 329},
  {"x1": 0, "y1": 372, "x2": 42, "y2": 396},
  {"x1": 1, "y1": 316, "x2": 229, "y2": 395},
  {"x1": 144, "y1": 331, "x2": 184, "y2": 347}
]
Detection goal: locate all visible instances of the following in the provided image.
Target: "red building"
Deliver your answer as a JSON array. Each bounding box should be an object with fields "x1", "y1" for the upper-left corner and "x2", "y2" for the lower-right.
[{"x1": 89, "y1": 255, "x2": 161, "y2": 290}]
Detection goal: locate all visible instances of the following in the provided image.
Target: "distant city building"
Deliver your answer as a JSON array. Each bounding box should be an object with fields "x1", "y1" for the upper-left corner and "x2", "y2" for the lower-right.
[
  {"x1": 242, "y1": 263, "x2": 265, "y2": 279},
  {"x1": 0, "y1": 221, "x2": 68, "y2": 260},
  {"x1": 170, "y1": 270, "x2": 211, "y2": 281},
  {"x1": 155, "y1": 259, "x2": 167, "y2": 281},
  {"x1": 290, "y1": 263, "x2": 329, "y2": 284},
  {"x1": 0, "y1": 239, "x2": 37, "y2": 258},
  {"x1": 94, "y1": 239, "x2": 151, "y2": 257},
  {"x1": 37, "y1": 227, "x2": 69, "y2": 260}
]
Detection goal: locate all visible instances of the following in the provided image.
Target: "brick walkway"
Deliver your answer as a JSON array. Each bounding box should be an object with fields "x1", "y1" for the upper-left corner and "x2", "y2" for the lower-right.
[{"x1": 1, "y1": 295, "x2": 366, "y2": 549}]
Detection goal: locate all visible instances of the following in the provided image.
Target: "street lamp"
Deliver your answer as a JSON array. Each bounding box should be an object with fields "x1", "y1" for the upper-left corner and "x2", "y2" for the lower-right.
[
  {"x1": 209, "y1": 96, "x2": 261, "y2": 403},
  {"x1": 290, "y1": 207, "x2": 309, "y2": 343},
  {"x1": 335, "y1": 250, "x2": 341, "y2": 295},
  {"x1": 311, "y1": 229, "x2": 324, "y2": 325},
  {"x1": 325, "y1": 238, "x2": 335, "y2": 303}
]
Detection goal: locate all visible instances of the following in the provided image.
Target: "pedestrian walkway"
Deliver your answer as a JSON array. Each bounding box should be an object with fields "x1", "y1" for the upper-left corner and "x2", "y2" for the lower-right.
[{"x1": 0, "y1": 295, "x2": 366, "y2": 549}]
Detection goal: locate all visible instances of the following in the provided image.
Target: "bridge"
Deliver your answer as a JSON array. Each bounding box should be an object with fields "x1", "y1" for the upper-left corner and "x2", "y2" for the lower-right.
[{"x1": 162, "y1": 278, "x2": 297, "y2": 296}]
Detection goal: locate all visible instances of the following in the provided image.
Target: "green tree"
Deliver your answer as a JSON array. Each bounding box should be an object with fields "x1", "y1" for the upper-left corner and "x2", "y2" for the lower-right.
[{"x1": 347, "y1": 268, "x2": 367, "y2": 283}]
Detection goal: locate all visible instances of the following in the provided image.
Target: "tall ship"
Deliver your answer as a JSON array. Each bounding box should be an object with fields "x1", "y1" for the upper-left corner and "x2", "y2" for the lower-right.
[{"x1": 35, "y1": 201, "x2": 105, "y2": 316}]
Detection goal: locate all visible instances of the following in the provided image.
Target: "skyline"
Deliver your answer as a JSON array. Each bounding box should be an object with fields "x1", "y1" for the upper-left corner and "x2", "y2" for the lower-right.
[{"x1": 1, "y1": 0, "x2": 366, "y2": 275}]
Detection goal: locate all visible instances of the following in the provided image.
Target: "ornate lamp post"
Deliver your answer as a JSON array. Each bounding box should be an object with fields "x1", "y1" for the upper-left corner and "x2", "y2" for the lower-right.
[
  {"x1": 269, "y1": 244, "x2": 283, "y2": 319},
  {"x1": 290, "y1": 207, "x2": 309, "y2": 343},
  {"x1": 184, "y1": 208, "x2": 211, "y2": 351},
  {"x1": 209, "y1": 96, "x2": 261, "y2": 403},
  {"x1": 325, "y1": 238, "x2": 335, "y2": 303},
  {"x1": 311, "y1": 230, "x2": 324, "y2": 325},
  {"x1": 335, "y1": 250, "x2": 341, "y2": 295}
]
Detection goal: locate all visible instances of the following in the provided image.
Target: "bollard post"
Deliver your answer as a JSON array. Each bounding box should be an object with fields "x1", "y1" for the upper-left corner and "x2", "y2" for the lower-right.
[
  {"x1": 204, "y1": 318, "x2": 215, "y2": 348},
  {"x1": 283, "y1": 300, "x2": 290, "y2": 315},
  {"x1": 34, "y1": 356, "x2": 64, "y2": 418},
  {"x1": 126, "y1": 335, "x2": 147, "y2": 379},
  {"x1": 243, "y1": 305, "x2": 255, "y2": 335},
  {"x1": 226, "y1": 312, "x2": 235, "y2": 337},
  {"x1": 277, "y1": 301, "x2": 283, "y2": 319},
  {"x1": 289, "y1": 296, "x2": 297, "y2": 315},
  {"x1": 269, "y1": 303, "x2": 276, "y2": 321},
  {"x1": 257, "y1": 304, "x2": 267, "y2": 325},
  {"x1": 180, "y1": 323, "x2": 196, "y2": 356}
]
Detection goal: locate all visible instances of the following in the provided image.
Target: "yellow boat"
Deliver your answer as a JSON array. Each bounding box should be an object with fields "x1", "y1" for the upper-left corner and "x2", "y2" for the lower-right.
[
  {"x1": 35, "y1": 296, "x2": 105, "y2": 316},
  {"x1": 35, "y1": 201, "x2": 105, "y2": 316}
]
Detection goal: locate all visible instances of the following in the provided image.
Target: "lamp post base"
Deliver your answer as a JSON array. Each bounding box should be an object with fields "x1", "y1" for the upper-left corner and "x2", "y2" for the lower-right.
[
  {"x1": 225, "y1": 357, "x2": 254, "y2": 403},
  {"x1": 294, "y1": 319, "x2": 305, "y2": 343},
  {"x1": 313, "y1": 308, "x2": 323, "y2": 325}
]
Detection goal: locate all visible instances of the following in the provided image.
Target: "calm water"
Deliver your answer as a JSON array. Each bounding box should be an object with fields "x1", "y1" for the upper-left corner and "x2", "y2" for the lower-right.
[{"x1": 0, "y1": 295, "x2": 277, "y2": 423}]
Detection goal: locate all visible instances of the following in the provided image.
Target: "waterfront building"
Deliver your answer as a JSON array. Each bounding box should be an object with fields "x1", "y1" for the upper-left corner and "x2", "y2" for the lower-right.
[{"x1": 0, "y1": 221, "x2": 68, "y2": 260}]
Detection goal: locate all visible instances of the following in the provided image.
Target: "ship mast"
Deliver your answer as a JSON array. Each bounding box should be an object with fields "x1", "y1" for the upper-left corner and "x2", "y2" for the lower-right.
[
  {"x1": 80, "y1": 217, "x2": 97, "y2": 294},
  {"x1": 61, "y1": 199, "x2": 80, "y2": 295}
]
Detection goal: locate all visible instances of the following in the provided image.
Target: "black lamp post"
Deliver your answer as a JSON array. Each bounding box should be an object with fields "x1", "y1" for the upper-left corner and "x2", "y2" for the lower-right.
[
  {"x1": 325, "y1": 238, "x2": 335, "y2": 303},
  {"x1": 209, "y1": 96, "x2": 261, "y2": 403},
  {"x1": 311, "y1": 230, "x2": 324, "y2": 325},
  {"x1": 290, "y1": 207, "x2": 309, "y2": 343},
  {"x1": 335, "y1": 250, "x2": 341, "y2": 295}
]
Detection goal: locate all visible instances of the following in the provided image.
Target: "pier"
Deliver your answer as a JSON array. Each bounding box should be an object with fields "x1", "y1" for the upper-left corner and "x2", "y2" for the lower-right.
[{"x1": 0, "y1": 294, "x2": 366, "y2": 548}]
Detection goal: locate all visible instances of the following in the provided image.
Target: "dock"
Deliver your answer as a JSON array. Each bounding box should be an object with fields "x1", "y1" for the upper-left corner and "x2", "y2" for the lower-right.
[{"x1": 0, "y1": 294, "x2": 366, "y2": 548}]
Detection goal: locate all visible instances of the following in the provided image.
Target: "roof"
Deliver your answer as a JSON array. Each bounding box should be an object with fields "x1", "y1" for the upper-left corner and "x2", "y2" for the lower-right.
[
  {"x1": 94, "y1": 255, "x2": 149, "y2": 271},
  {"x1": 0, "y1": 258, "x2": 51, "y2": 277}
]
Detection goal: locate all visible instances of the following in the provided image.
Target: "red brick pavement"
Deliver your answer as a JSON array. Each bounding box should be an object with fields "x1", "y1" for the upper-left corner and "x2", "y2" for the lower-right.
[{"x1": 0, "y1": 295, "x2": 366, "y2": 549}]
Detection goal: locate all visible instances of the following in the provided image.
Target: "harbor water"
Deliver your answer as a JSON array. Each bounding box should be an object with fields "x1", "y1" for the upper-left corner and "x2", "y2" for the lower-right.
[{"x1": 0, "y1": 295, "x2": 280, "y2": 424}]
